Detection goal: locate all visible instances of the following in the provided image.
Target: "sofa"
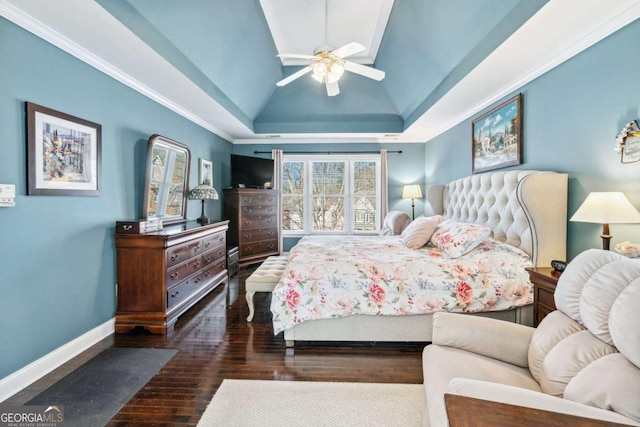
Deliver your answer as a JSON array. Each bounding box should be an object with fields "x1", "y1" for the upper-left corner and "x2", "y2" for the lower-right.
[
  {"x1": 422, "y1": 249, "x2": 640, "y2": 426},
  {"x1": 379, "y1": 210, "x2": 411, "y2": 236}
]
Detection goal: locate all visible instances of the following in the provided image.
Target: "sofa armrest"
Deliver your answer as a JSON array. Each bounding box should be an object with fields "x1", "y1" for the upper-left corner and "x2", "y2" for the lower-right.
[
  {"x1": 432, "y1": 312, "x2": 534, "y2": 368},
  {"x1": 447, "y1": 378, "x2": 640, "y2": 426}
]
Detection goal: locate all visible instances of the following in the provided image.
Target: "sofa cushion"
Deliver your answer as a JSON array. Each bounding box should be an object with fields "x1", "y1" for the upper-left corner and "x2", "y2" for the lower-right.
[
  {"x1": 554, "y1": 249, "x2": 626, "y2": 325},
  {"x1": 423, "y1": 345, "x2": 540, "y2": 427},
  {"x1": 528, "y1": 310, "x2": 584, "y2": 384},
  {"x1": 564, "y1": 353, "x2": 640, "y2": 423},
  {"x1": 540, "y1": 330, "x2": 617, "y2": 397},
  {"x1": 609, "y1": 275, "x2": 640, "y2": 369}
]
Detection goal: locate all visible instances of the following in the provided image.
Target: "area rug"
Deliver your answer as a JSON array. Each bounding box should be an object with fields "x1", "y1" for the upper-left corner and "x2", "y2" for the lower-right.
[
  {"x1": 197, "y1": 379, "x2": 424, "y2": 427},
  {"x1": 26, "y1": 347, "x2": 177, "y2": 427}
]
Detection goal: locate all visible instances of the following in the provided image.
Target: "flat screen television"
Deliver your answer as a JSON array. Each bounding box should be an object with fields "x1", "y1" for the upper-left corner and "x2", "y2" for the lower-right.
[{"x1": 230, "y1": 154, "x2": 274, "y2": 189}]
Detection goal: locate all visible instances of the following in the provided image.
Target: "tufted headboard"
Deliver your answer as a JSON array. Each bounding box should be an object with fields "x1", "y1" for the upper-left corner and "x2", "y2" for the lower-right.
[{"x1": 427, "y1": 170, "x2": 568, "y2": 267}]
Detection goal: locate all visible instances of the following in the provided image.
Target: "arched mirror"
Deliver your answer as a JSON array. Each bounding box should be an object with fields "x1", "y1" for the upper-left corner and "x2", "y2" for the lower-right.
[{"x1": 143, "y1": 134, "x2": 191, "y2": 226}]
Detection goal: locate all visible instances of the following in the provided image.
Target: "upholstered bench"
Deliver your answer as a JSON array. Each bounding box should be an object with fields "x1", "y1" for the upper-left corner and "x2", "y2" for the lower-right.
[{"x1": 245, "y1": 255, "x2": 288, "y2": 322}]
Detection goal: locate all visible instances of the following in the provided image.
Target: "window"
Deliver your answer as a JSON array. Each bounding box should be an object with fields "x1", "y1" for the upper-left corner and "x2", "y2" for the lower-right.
[{"x1": 282, "y1": 155, "x2": 381, "y2": 235}]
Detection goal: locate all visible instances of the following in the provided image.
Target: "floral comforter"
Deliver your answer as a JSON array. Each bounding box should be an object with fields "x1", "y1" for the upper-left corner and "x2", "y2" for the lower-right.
[{"x1": 270, "y1": 235, "x2": 533, "y2": 334}]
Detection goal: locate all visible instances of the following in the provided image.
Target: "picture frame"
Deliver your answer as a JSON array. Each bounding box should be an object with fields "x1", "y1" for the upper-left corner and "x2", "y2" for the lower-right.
[
  {"x1": 26, "y1": 102, "x2": 101, "y2": 196},
  {"x1": 198, "y1": 158, "x2": 213, "y2": 186},
  {"x1": 472, "y1": 94, "x2": 522, "y2": 173},
  {"x1": 620, "y1": 122, "x2": 640, "y2": 164}
]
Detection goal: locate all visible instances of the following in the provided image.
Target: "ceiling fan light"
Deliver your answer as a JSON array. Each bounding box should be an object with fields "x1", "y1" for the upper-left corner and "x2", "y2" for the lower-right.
[
  {"x1": 329, "y1": 62, "x2": 344, "y2": 80},
  {"x1": 311, "y1": 72, "x2": 324, "y2": 83}
]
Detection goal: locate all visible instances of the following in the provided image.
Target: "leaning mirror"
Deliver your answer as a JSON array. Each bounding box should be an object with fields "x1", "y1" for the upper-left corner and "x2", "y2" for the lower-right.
[{"x1": 143, "y1": 134, "x2": 191, "y2": 226}]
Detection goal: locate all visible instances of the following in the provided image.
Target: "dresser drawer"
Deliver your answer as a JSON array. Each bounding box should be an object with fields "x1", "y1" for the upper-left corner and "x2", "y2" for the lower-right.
[
  {"x1": 166, "y1": 255, "x2": 203, "y2": 288},
  {"x1": 202, "y1": 258, "x2": 226, "y2": 281},
  {"x1": 241, "y1": 215, "x2": 277, "y2": 230},
  {"x1": 240, "y1": 239, "x2": 279, "y2": 257},
  {"x1": 167, "y1": 276, "x2": 200, "y2": 310},
  {"x1": 202, "y1": 246, "x2": 226, "y2": 267},
  {"x1": 240, "y1": 193, "x2": 278, "y2": 206},
  {"x1": 167, "y1": 239, "x2": 205, "y2": 268},
  {"x1": 239, "y1": 227, "x2": 278, "y2": 243},
  {"x1": 241, "y1": 205, "x2": 277, "y2": 216},
  {"x1": 202, "y1": 231, "x2": 225, "y2": 252}
]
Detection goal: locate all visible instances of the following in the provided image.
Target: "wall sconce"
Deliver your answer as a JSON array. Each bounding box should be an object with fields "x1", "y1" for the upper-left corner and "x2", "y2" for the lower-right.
[
  {"x1": 402, "y1": 184, "x2": 422, "y2": 220},
  {"x1": 570, "y1": 191, "x2": 640, "y2": 250},
  {"x1": 189, "y1": 184, "x2": 219, "y2": 225}
]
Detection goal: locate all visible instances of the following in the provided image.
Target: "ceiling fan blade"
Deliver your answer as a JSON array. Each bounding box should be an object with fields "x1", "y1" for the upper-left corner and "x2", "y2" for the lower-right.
[
  {"x1": 331, "y1": 42, "x2": 366, "y2": 59},
  {"x1": 326, "y1": 80, "x2": 340, "y2": 97},
  {"x1": 276, "y1": 65, "x2": 312, "y2": 87},
  {"x1": 277, "y1": 53, "x2": 316, "y2": 60},
  {"x1": 343, "y1": 61, "x2": 386, "y2": 81}
]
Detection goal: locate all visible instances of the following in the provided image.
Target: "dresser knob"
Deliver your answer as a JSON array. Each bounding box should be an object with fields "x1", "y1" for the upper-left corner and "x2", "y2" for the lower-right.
[
  {"x1": 171, "y1": 272, "x2": 179, "y2": 280},
  {"x1": 204, "y1": 241, "x2": 210, "y2": 248},
  {"x1": 171, "y1": 254, "x2": 180, "y2": 261},
  {"x1": 194, "y1": 245, "x2": 201, "y2": 253},
  {"x1": 193, "y1": 261, "x2": 200, "y2": 269},
  {"x1": 205, "y1": 256, "x2": 211, "y2": 263}
]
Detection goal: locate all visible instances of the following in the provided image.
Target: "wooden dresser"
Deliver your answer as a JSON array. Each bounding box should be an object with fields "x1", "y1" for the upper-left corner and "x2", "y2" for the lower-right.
[
  {"x1": 115, "y1": 220, "x2": 229, "y2": 334},
  {"x1": 224, "y1": 188, "x2": 280, "y2": 266}
]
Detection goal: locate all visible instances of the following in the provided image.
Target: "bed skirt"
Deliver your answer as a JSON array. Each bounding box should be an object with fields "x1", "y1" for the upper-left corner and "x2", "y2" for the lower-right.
[{"x1": 283, "y1": 305, "x2": 533, "y2": 347}]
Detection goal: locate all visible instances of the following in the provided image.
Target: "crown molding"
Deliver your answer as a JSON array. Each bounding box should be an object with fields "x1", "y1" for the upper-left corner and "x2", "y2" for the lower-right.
[{"x1": 0, "y1": 0, "x2": 236, "y2": 142}]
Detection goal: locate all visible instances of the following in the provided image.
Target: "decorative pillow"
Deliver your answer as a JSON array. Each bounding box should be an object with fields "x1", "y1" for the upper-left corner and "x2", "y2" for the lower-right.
[
  {"x1": 402, "y1": 215, "x2": 443, "y2": 249},
  {"x1": 430, "y1": 220, "x2": 491, "y2": 258},
  {"x1": 379, "y1": 211, "x2": 412, "y2": 236}
]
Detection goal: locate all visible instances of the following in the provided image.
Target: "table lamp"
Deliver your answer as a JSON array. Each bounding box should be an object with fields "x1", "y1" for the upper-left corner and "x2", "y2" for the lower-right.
[
  {"x1": 189, "y1": 184, "x2": 218, "y2": 225},
  {"x1": 402, "y1": 184, "x2": 422, "y2": 220},
  {"x1": 570, "y1": 192, "x2": 640, "y2": 250}
]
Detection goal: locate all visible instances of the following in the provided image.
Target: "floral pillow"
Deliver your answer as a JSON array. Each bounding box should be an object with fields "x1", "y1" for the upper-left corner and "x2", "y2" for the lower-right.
[
  {"x1": 430, "y1": 220, "x2": 491, "y2": 258},
  {"x1": 402, "y1": 215, "x2": 443, "y2": 249}
]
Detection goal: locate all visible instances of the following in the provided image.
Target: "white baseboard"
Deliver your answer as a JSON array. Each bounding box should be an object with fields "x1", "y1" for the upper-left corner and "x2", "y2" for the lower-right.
[{"x1": 0, "y1": 318, "x2": 115, "y2": 403}]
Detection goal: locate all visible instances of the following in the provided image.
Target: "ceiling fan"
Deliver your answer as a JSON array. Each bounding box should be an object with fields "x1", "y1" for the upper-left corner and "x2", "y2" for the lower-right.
[{"x1": 276, "y1": 41, "x2": 385, "y2": 96}]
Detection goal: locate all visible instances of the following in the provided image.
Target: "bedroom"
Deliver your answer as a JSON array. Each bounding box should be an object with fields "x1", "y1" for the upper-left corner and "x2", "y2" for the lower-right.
[{"x1": 1, "y1": 0, "x2": 639, "y2": 424}]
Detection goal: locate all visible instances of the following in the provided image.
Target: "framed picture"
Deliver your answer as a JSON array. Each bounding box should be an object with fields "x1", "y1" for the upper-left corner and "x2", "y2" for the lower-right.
[
  {"x1": 26, "y1": 102, "x2": 101, "y2": 196},
  {"x1": 472, "y1": 94, "x2": 522, "y2": 173},
  {"x1": 198, "y1": 158, "x2": 213, "y2": 186}
]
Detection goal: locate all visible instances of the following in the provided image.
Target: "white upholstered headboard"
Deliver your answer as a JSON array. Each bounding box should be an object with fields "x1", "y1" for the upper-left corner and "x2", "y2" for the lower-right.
[{"x1": 427, "y1": 170, "x2": 568, "y2": 267}]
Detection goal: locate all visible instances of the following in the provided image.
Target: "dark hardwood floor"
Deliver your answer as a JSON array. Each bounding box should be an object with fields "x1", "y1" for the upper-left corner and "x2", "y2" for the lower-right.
[{"x1": 7, "y1": 265, "x2": 425, "y2": 426}]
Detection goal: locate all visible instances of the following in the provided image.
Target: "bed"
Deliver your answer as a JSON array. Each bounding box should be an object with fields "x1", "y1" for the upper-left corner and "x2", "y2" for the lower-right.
[{"x1": 271, "y1": 170, "x2": 568, "y2": 346}]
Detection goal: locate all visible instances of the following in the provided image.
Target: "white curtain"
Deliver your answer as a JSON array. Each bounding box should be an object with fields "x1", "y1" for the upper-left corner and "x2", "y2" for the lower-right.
[
  {"x1": 272, "y1": 149, "x2": 284, "y2": 254},
  {"x1": 380, "y1": 149, "x2": 389, "y2": 222}
]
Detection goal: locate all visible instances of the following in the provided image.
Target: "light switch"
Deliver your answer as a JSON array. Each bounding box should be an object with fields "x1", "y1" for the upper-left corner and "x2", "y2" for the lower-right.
[{"x1": 0, "y1": 184, "x2": 15, "y2": 207}]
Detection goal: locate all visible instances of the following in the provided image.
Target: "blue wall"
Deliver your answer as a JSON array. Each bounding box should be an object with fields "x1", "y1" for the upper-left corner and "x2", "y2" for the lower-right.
[
  {"x1": 232, "y1": 142, "x2": 426, "y2": 251},
  {"x1": 0, "y1": 17, "x2": 232, "y2": 379},
  {"x1": 424, "y1": 19, "x2": 640, "y2": 260}
]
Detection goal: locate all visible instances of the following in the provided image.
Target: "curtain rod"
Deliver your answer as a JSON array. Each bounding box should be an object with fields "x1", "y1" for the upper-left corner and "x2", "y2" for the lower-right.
[{"x1": 253, "y1": 150, "x2": 402, "y2": 155}]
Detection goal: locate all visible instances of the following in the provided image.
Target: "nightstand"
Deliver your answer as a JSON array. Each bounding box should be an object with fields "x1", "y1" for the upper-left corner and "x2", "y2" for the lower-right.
[{"x1": 526, "y1": 267, "x2": 561, "y2": 327}]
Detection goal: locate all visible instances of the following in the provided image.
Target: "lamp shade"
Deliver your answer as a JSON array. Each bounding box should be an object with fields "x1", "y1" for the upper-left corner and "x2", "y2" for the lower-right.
[
  {"x1": 570, "y1": 192, "x2": 640, "y2": 224},
  {"x1": 402, "y1": 184, "x2": 422, "y2": 199},
  {"x1": 189, "y1": 184, "x2": 219, "y2": 201}
]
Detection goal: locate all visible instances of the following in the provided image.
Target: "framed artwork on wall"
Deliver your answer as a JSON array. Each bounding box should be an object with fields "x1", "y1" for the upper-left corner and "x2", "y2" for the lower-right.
[
  {"x1": 26, "y1": 102, "x2": 101, "y2": 196},
  {"x1": 471, "y1": 94, "x2": 522, "y2": 173},
  {"x1": 198, "y1": 158, "x2": 213, "y2": 186}
]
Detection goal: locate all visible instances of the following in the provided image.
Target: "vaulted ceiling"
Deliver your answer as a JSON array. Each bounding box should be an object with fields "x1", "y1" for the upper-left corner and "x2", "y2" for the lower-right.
[{"x1": 2, "y1": 0, "x2": 639, "y2": 143}]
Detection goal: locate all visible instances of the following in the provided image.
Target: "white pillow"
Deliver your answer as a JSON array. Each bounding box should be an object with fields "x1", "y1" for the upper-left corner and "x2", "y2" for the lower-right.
[
  {"x1": 430, "y1": 220, "x2": 491, "y2": 258},
  {"x1": 402, "y1": 216, "x2": 443, "y2": 249}
]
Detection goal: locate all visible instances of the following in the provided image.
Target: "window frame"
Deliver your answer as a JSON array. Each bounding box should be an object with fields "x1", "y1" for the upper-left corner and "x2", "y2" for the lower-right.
[{"x1": 282, "y1": 154, "x2": 381, "y2": 236}]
